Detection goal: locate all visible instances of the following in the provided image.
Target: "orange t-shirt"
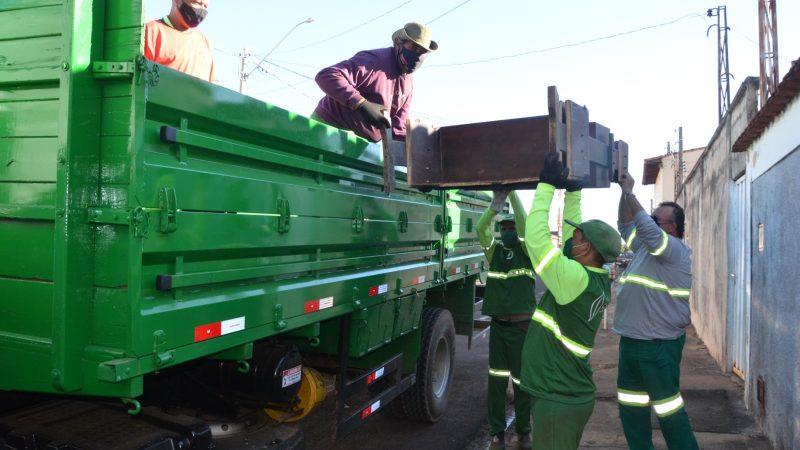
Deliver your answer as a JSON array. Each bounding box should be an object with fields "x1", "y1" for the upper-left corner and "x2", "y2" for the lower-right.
[{"x1": 144, "y1": 18, "x2": 215, "y2": 82}]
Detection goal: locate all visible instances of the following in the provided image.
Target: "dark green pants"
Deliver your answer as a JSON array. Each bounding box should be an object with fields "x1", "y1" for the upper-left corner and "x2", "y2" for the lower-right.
[
  {"x1": 488, "y1": 319, "x2": 532, "y2": 436},
  {"x1": 531, "y1": 397, "x2": 595, "y2": 450},
  {"x1": 617, "y1": 335, "x2": 698, "y2": 450}
]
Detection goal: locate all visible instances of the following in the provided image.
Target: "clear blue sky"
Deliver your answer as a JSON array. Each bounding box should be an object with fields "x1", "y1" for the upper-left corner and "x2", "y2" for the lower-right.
[{"x1": 145, "y1": 0, "x2": 799, "y2": 226}]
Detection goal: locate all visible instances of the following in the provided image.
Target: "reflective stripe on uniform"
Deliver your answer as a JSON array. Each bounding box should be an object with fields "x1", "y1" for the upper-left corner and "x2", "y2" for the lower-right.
[
  {"x1": 652, "y1": 393, "x2": 685, "y2": 417},
  {"x1": 487, "y1": 268, "x2": 535, "y2": 280},
  {"x1": 534, "y1": 246, "x2": 560, "y2": 274},
  {"x1": 617, "y1": 389, "x2": 651, "y2": 406},
  {"x1": 488, "y1": 368, "x2": 511, "y2": 377},
  {"x1": 531, "y1": 309, "x2": 592, "y2": 358},
  {"x1": 618, "y1": 273, "x2": 691, "y2": 298},
  {"x1": 625, "y1": 229, "x2": 637, "y2": 250},
  {"x1": 511, "y1": 376, "x2": 521, "y2": 385},
  {"x1": 649, "y1": 230, "x2": 669, "y2": 256}
]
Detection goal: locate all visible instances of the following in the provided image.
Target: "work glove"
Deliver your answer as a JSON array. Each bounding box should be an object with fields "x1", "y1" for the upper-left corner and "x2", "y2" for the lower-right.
[
  {"x1": 539, "y1": 152, "x2": 569, "y2": 189},
  {"x1": 564, "y1": 178, "x2": 584, "y2": 192},
  {"x1": 357, "y1": 100, "x2": 391, "y2": 129},
  {"x1": 490, "y1": 190, "x2": 511, "y2": 213}
]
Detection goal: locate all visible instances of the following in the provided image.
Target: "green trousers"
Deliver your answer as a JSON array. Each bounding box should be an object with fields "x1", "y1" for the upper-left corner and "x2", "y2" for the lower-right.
[
  {"x1": 617, "y1": 335, "x2": 699, "y2": 450},
  {"x1": 530, "y1": 397, "x2": 595, "y2": 450},
  {"x1": 488, "y1": 319, "x2": 532, "y2": 436}
]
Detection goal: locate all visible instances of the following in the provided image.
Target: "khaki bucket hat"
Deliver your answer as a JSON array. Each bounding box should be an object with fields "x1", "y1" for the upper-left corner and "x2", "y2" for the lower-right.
[{"x1": 392, "y1": 22, "x2": 438, "y2": 51}]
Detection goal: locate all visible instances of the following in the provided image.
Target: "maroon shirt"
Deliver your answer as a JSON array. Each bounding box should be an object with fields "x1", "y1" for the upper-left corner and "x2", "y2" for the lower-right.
[{"x1": 313, "y1": 47, "x2": 413, "y2": 142}]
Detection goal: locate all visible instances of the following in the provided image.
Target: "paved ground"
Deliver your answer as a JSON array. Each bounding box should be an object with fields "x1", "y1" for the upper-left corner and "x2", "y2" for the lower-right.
[
  {"x1": 468, "y1": 302, "x2": 772, "y2": 450},
  {"x1": 306, "y1": 301, "x2": 770, "y2": 449}
]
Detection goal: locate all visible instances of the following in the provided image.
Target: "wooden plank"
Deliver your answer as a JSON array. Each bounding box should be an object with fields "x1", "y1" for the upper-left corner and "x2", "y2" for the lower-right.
[
  {"x1": 0, "y1": 277, "x2": 53, "y2": 338},
  {"x1": 0, "y1": 137, "x2": 58, "y2": 182},
  {"x1": 0, "y1": 35, "x2": 62, "y2": 84},
  {"x1": 0, "y1": 99, "x2": 59, "y2": 137},
  {"x1": 0, "y1": 219, "x2": 54, "y2": 280},
  {"x1": 0, "y1": 5, "x2": 62, "y2": 41}
]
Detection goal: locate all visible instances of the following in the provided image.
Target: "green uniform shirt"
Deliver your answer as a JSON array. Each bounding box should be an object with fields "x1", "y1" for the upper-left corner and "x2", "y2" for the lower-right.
[
  {"x1": 519, "y1": 184, "x2": 612, "y2": 404},
  {"x1": 477, "y1": 192, "x2": 536, "y2": 316}
]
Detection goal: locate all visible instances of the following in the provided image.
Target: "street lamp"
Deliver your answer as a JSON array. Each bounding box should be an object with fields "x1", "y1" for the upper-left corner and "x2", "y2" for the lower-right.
[{"x1": 246, "y1": 17, "x2": 314, "y2": 79}]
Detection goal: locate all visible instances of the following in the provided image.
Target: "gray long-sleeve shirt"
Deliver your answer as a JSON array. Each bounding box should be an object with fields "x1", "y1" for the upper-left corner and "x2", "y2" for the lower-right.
[{"x1": 613, "y1": 210, "x2": 692, "y2": 340}]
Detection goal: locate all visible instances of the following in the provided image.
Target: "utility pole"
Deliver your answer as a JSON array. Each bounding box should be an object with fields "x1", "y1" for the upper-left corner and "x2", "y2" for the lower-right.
[
  {"x1": 238, "y1": 47, "x2": 249, "y2": 94},
  {"x1": 707, "y1": 6, "x2": 731, "y2": 123},
  {"x1": 758, "y1": 0, "x2": 779, "y2": 106},
  {"x1": 676, "y1": 126, "x2": 684, "y2": 199}
]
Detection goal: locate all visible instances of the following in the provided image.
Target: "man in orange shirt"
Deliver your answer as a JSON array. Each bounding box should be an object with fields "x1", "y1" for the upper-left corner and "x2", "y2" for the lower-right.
[{"x1": 144, "y1": 0, "x2": 215, "y2": 82}]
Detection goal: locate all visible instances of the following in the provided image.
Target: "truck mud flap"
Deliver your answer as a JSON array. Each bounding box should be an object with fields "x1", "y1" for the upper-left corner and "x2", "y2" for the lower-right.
[{"x1": 335, "y1": 315, "x2": 416, "y2": 437}]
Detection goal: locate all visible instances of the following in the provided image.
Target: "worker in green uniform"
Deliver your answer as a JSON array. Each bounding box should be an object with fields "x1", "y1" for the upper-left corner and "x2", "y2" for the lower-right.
[
  {"x1": 477, "y1": 190, "x2": 534, "y2": 450},
  {"x1": 519, "y1": 153, "x2": 622, "y2": 450}
]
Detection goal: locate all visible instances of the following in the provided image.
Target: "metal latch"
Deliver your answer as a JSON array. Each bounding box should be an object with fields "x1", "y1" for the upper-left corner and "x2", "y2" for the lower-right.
[
  {"x1": 398, "y1": 211, "x2": 409, "y2": 233},
  {"x1": 278, "y1": 198, "x2": 291, "y2": 234},
  {"x1": 158, "y1": 187, "x2": 178, "y2": 233},
  {"x1": 93, "y1": 61, "x2": 135, "y2": 79}
]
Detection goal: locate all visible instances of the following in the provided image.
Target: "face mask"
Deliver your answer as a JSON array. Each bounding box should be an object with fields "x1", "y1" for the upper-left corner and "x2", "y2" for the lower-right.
[
  {"x1": 397, "y1": 46, "x2": 424, "y2": 73},
  {"x1": 571, "y1": 241, "x2": 591, "y2": 259},
  {"x1": 179, "y1": 1, "x2": 207, "y2": 27},
  {"x1": 501, "y1": 230, "x2": 518, "y2": 248}
]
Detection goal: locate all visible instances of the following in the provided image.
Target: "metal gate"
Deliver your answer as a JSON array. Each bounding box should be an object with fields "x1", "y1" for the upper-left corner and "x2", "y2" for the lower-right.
[{"x1": 727, "y1": 176, "x2": 750, "y2": 380}]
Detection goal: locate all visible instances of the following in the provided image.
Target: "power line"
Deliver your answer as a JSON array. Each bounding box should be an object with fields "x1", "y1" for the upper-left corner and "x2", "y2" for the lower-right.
[
  {"x1": 251, "y1": 65, "x2": 318, "y2": 104},
  {"x1": 429, "y1": 12, "x2": 704, "y2": 68},
  {"x1": 278, "y1": 0, "x2": 413, "y2": 54},
  {"x1": 427, "y1": 0, "x2": 475, "y2": 25}
]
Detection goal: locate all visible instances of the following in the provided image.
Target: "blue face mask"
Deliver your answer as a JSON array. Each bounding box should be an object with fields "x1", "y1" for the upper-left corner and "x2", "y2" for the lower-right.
[{"x1": 398, "y1": 46, "x2": 423, "y2": 73}]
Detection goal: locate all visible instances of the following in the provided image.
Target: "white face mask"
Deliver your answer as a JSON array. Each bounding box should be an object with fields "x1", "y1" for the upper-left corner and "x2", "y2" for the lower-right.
[{"x1": 571, "y1": 241, "x2": 591, "y2": 259}]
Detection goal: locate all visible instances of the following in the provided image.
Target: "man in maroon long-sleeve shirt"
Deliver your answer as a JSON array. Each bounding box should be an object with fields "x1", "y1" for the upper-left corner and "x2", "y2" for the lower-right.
[{"x1": 312, "y1": 22, "x2": 438, "y2": 143}]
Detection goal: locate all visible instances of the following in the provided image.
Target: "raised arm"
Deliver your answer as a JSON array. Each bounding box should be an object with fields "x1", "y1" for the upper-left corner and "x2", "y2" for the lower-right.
[
  {"x1": 477, "y1": 191, "x2": 509, "y2": 262},
  {"x1": 525, "y1": 183, "x2": 589, "y2": 305},
  {"x1": 618, "y1": 172, "x2": 643, "y2": 252},
  {"x1": 562, "y1": 190, "x2": 581, "y2": 243},
  {"x1": 509, "y1": 191, "x2": 527, "y2": 239}
]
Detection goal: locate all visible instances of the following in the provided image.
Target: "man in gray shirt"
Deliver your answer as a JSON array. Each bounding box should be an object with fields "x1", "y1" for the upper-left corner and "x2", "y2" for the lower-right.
[{"x1": 614, "y1": 172, "x2": 698, "y2": 450}]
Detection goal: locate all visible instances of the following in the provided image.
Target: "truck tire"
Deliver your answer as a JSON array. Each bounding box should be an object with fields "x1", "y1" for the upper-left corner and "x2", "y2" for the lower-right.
[{"x1": 393, "y1": 307, "x2": 456, "y2": 423}]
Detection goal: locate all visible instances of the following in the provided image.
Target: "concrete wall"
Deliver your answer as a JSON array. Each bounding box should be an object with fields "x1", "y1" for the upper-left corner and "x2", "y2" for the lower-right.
[
  {"x1": 747, "y1": 93, "x2": 800, "y2": 449},
  {"x1": 677, "y1": 78, "x2": 759, "y2": 368}
]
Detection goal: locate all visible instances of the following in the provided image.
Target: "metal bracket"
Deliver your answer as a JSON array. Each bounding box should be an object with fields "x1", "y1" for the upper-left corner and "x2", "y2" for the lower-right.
[
  {"x1": 93, "y1": 61, "x2": 135, "y2": 80},
  {"x1": 277, "y1": 198, "x2": 291, "y2": 234},
  {"x1": 352, "y1": 206, "x2": 365, "y2": 233},
  {"x1": 87, "y1": 208, "x2": 130, "y2": 225},
  {"x1": 397, "y1": 211, "x2": 409, "y2": 233},
  {"x1": 465, "y1": 217, "x2": 473, "y2": 233},
  {"x1": 445, "y1": 215, "x2": 453, "y2": 233},
  {"x1": 434, "y1": 215, "x2": 444, "y2": 233},
  {"x1": 274, "y1": 304, "x2": 287, "y2": 330},
  {"x1": 158, "y1": 187, "x2": 178, "y2": 234},
  {"x1": 152, "y1": 330, "x2": 174, "y2": 368}
]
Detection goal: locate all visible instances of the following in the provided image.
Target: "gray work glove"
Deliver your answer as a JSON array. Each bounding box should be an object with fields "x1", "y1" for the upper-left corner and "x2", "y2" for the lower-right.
[
  {"x1": 358, "y1": 100, "x2": 391, "y2": 128},
  {"x1": 490, "y1": 190, "x2": 511, "y2": 213}
]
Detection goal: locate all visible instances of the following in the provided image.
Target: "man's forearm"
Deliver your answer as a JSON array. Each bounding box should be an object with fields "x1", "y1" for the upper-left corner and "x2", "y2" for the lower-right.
[{"x1": 619, "y1": 191, "x2": 644, "y2": 224}]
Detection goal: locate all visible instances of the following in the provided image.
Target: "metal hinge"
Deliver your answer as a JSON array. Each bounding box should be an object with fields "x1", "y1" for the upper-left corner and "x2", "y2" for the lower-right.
[
  {"x1": 87, "y1": 208, "x2": 130, "y2": 225},
  {"x1": 87, "y1": 207, "x2": 150, "y2": 238},
  {"x1": 397, "y1": 211, "x2": 409, "y2": 233},
  {"x1": 352, "y1": 206, "x2": 365, "y2": 233},
  {"x1": 92, "y1": 61, "x2": 135, "y2": 80}
]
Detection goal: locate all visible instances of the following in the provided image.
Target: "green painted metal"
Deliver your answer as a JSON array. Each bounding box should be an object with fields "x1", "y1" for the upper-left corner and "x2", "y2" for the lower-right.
[{"x1": 0, "y1": 0, "x2": 488, "y2": 399}]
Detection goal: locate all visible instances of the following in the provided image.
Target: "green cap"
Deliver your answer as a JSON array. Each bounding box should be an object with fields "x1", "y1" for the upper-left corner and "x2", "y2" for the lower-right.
[
  {"x1": 565, "y1": 219, "x2": 621, "y2": 262},
  {"x1": 498, "y1": 213, "x2": 515, "y2": 223}
]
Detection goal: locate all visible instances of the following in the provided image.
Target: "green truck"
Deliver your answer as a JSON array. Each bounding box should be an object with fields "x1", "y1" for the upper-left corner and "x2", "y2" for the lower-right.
[{"x1": 0, "y1": 1, "x2": 492, "y2": 448}]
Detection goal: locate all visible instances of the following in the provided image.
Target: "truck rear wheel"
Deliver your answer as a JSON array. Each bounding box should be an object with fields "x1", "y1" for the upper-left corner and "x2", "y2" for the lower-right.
[{"x1": 393, "y1": 307, "x2": 456, "y2": 423}]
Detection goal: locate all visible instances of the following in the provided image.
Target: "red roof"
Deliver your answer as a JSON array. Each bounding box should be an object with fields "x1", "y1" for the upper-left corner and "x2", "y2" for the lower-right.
[
  {"x1": 733, "y1": 58, "x2": 800, "y2": 152},
  {"x1": 642, "y1": 156, "x2": 663, "y2": 185}
]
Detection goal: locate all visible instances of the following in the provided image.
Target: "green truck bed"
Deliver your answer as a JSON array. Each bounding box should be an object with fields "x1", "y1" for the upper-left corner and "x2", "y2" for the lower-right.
[{"x1": 0, "y1": 0, "x2": 488, "y2": 399}]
